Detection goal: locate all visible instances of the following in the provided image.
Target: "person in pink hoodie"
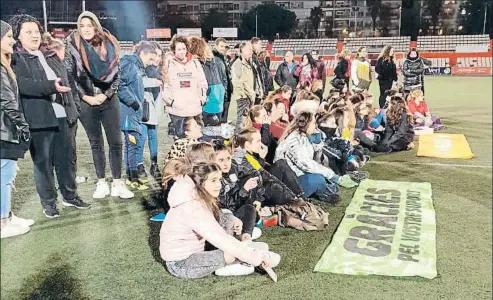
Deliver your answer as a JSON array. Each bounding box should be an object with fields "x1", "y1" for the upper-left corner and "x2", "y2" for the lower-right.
[
  {"x1": 160, "y1": 160, "x2": 280, "y2": 278},
  {"x1": 162, "y1": 35, "x2": 208, "y2": 138}
]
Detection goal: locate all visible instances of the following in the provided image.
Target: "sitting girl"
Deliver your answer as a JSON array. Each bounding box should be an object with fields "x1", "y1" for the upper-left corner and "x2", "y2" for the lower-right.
[
  {"x1": 407, "y1": 89, "x2": 444, "y2": 131},
  {"x1": 263, "y1": 100, "x2": 289, "y2": 140},
  {"x1": 311, "y1": 79, "x2": 324, "y2": 101},
  {"x1": 164, "y1": 116, "x2": 204, "y2": 164},
  {"x1": 265, "y1": 85, "x2": 293, "y2": 114},
  {"x1": 378, "y1": 96, "x2": 415, "y2": 152},
  {"x1": 275, "y1": 112, "x2": 359, "y2": 204},
  {"x1": 160, "y1": 160, "x2": 280, "y2": 278},
  {"x1": 232, "y1": 128, "x2": 305, "y2": 206},
  {"x1": 215, "y1": 144, "x2": 261, "y2": 241}
]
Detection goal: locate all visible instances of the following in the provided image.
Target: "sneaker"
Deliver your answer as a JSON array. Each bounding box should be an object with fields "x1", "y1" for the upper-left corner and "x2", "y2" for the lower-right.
[
  {"x1": 111, "y1": 181, "x2": 135, "y2": 199},
  {"x1": 43, "y1": 205, "x2": 60, "y2": 218},
  {"x1": 11, "y1": 214, "x2": 35, "y2": 227},
  {"x1": 137, "y1": 164, "x2": 149, "y2": 183},
  {"x1": 76, "y1": 176, "x2": 88, "y2": 184},
  {"x1": 337, "y1": 174, "x2": 359, "y2": 188},
  {"x1": 62, "y1": 196, "x2": 91, "y2": 209},
  {"x1": 150, "y1": 212, "x2": 166, "y2": 222},
  {"x1": 251, "y1": 227, "x2": 262, "y2": 240},
  {"x1": 1, "y1": 223, "x2": 30, "y2": 239},
  {"x1": 125, "y1": 180, "x2": 149, "y2": 191},
  {"x1": 243, "y1": 241, "x2": 269, "y2": 252},
  {"x1": 215, "y1": 263, "x2": 255, "y2": 277},
  {"x1": 261, "y1": 251, "x2": 281, "y2": 268},
  {"x1": 93, "y1": 181, "x2": 110, "y2": 199}
]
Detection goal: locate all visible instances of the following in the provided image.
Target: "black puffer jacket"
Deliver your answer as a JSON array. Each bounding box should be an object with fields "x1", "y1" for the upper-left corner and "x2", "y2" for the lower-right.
[
  {"x1": 11, "y1": 47, "x2": 79, "y2": 129},
  {"x1": 375, "y1": 57, "x2": 398, "y2": 82},
  {"x1": 0, "y1": 66, "x2": 30, "y2": 160},
  {"x1": 402, "y1": 57, "x2": 426, "y2": 89},
  {"x1": 219, "y1": 163, "x2": 252, "y2": 211},
  {"x1": 274, "y1": 61, "x2": 298, "y2": 90}
]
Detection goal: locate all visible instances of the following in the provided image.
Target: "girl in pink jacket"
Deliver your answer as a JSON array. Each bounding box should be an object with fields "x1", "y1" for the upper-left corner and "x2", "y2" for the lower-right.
[{"x1": 160, "y1": 160, "x2": 280, "y2": 278}]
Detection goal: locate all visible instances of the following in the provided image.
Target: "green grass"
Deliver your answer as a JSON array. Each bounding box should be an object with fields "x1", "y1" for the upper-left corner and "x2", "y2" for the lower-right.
[{"x1": 1, "y1": 77, "x2": 492, "y2": 300}]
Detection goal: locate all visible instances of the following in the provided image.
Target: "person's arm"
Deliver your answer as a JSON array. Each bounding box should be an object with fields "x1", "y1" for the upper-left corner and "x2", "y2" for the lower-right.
[
  {"x1": 194, "y1": 60, "x2": 209, "y2": 105},
  {"x1": 242, "y1": 64, "x2": 256, "y2": 102},
  {"x1": 118, "y1": 62, "x2": 140, "y2": 110},
  {"x1": 401, "y1": 60, "x2": 414, "y2": 77},
  {"x1": 385, "y1": 113, "x2": 411, "y2": 146},
  {"x1": 422, "y1": 58, "x2": 432, "y2": 66},
  {"x1": 375, "y1": 58, "x2": 382, "y2": 76},
  {"x1": 274, "y1": 64, "x2": 284, "y2": 86},
  {"x1": 187, "y1": 201, "x2": 263, "y2": 266},
  {"x1": 103, "y1": 70, "x2": 120, "y2": 100},
  {"x1": 293, "y1": 64, "x2": 302, "y2": 78},
  {"x1": 12, "y1": 56, "x2": 57, "y2": 98},
  {"x1": 231, "y1": 60, "x2": 245, "y2": 99},
  {"x1": 0, "y1": 70, "x2": 29, "y2": 131},
  {"x1": 350, "y1": 60, "x2": 359, "y2": 86},
  {"x1": 260, "y1": 124, "x2": 272, "y2": 146}
]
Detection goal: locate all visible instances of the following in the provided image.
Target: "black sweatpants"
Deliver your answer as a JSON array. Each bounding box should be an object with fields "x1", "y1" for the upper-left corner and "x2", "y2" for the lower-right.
[
  {"x1": 233, "y1": 204, "x2": 257, "y2": 235},
  {"x1": 265, "y1": 159, "x2": 304, "y2": 197},
  {"x1": 30, "y1": 118, "x2": 77, "y2": 207},
  {"x1": 378, "y1": 80, "x2": 393, "y2": 108},
  {"x1": 79, "y1": 95, "x2": 122, "y2": 179}
]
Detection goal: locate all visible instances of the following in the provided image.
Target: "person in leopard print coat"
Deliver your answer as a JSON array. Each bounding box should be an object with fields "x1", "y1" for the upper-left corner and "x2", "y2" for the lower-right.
[{"x1": 164, "y1": 116, "x2": 203, "y2": 164}]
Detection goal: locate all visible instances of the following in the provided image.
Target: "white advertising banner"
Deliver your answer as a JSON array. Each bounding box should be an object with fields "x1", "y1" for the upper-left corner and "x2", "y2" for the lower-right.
[
  {"x1": 177, "y1": 28, "x2": 202, "y2": 37},
  {"x1": 213, "y1": 28, "x2": 238, "y2": 38}
]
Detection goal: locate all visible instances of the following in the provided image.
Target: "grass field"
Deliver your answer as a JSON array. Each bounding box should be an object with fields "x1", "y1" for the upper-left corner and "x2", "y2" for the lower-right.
[{"x1": 1, "y1": 77, "x2": 492, "y2": 300}]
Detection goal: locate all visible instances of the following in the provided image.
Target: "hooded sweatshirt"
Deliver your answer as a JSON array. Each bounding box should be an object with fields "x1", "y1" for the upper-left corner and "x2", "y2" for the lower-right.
[
  {"x1": 162, "y1": 54, "x2": 208, "y2": 117},
  {"x1": 159, "y1": 175, "x2": 263, "y2": 266}
]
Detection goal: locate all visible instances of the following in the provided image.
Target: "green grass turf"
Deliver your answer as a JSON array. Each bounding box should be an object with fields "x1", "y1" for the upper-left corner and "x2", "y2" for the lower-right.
[{"x1": 1, "y1": 77, "x2": 491, "y2": 300}]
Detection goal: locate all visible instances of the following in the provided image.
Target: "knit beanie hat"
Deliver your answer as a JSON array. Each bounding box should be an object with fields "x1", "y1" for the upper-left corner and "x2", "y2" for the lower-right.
[
  {"x1": 77, "y1": 11, "x2": 103, "y2": 33},
  {"x1": 1, "y1": 20, "x2": 12, "y2": 39}
]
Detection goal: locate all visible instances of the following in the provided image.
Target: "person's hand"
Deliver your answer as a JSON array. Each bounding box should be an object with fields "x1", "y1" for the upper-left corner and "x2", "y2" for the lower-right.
[
  {"x1": 20, "y1": 127, "x2": 30, "y2": 142},
  {"x1": 94, "y1": 94, "x2": 107, "y2": 104},
  {"x1": 281, "y1": 113, "x2": 289, "y2": 122},
  {"x1": 156, "y1": 79, "x2": 163, "y2": 86},
  {"x1": 83, "y1": 96, "x2": 100, "y2": 106},
  {"x1": 54, "y1": 78, "x2": 71, "y2": 93},
  {"x1": 262, "y1": 114, "x2": 270, "y2": 124},
  {"x1": 261, "y1": 258, "x2": 272, "y2": 269},
  {"x1": 259, "y1": 144, "x2": 268, "y2": 159},
  {"x1": 253, "y1": 201, "x2": 261, "y2": 212},
  {"x1": 375, "y1": 125, "x2": 384, "y2": 132},
  {"x1": 243, "y1": 177, "x2": 259, "y2": 192},
  {"x1": 416, "y1": 117, "x2": 423, "y2": 123},
  {"x1": 232, "y1": 218, "x2": 243, "y2": 235}
]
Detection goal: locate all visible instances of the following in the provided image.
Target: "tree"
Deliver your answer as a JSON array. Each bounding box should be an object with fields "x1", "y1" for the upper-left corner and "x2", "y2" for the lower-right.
[
  {"x1": 239, "y1": 3, "x2": 298, "y2": 39},
  {"x1": 156, "y1": 14, "x2": 198, "y2": 34},
  {"x1": 378, "y1": 4, "x2": 393, "y2": 36},
  {"x1": 423, "y1": 0, "x2": 443, "y2": 35},
  {"x1": 456, "y1": 0, "x2": 491, "y2": 35},
  {"x1": 309, "y1": 6, "x2": 324, "y2": 37},
  {"x1": 366, "y1": 0, "x2": 382, "y2": 32},
  {"x1": 201, "y1": 9, "x2": 230, "y2": 39}
]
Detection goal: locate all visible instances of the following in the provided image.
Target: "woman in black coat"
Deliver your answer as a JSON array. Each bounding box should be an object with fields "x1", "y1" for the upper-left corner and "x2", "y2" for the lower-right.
[
  {"x1": 9, "y1": 14, "x2": 89, "y2": 218},
  {"x1": 258, "y1": 50, "x2": 274, "y2": 95},
  {"x1": 375, "y1": 45, "x2": 398, "y2": 108},
  {"x1": 333, "y1": 49, "x2": 352, "y2": 91}
]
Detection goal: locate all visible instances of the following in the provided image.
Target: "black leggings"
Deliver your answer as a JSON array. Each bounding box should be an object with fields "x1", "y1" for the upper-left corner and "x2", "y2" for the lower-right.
[
  {"x1": 265, "y1": 159, "x2": 304, "y2": 197},
  {"x1": 233, "y1": 204, "x2": 257, "y2": 235},
  {"x1": 379, "y1": 80, "x2": 393, "y2": 108},
  {"x1": 79, "y1": 95, "x2": 122, "y2": 179}
]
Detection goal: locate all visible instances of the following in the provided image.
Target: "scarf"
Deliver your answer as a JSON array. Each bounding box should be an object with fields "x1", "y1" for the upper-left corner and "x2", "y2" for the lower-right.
[{"x1": 71, "y1": 30, "x2": 120, "y2": 84}]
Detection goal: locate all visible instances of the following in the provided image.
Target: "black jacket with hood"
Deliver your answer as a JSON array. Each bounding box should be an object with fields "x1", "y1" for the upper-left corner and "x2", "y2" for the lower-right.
[
  {"x1": 380, "y1": 112, "x2": 415, "y2": 151},
  {"x1": 274, "y1": 61, "x2": 298, "y2": 90},
  {"x1": 11, "y1": 46, "x2": 79, "y2": 129},
  {"x1": 213, "y1": 50, "x2": 233, "y2": 103},
  {"x1": 219, "y1": 162, "x2": 253, "y2": 211}
]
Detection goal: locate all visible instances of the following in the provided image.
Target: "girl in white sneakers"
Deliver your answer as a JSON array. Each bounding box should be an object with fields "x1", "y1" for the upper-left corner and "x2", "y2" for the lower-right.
[{"x1": 160, "y1": 160, "x2": 280, "y2": 279}]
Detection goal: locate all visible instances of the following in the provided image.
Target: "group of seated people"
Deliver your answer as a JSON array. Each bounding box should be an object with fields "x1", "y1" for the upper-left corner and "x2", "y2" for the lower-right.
[{"x1": 157, "y1": 78, "x2": 444, "y2": 279}]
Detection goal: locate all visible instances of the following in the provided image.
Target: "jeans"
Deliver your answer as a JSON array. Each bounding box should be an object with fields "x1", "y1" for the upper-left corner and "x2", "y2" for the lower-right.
[
  {"x1": 1, "y1": 159, "x2": 17, "y2": 219},
  {"x1": 235, "y1": 98, "x2": 251, "y2": 133},
  {"x1": 79, "y1": 95, "x2": 122, "y2": 179},
  {"x1": 30, "y1": 118, "x2": 77, "y2": 207},
  {"x1": 379, "y1": 80, "x2": 393, "y2": 108},
  {"x1": 124, "y1": 131, "x2": 141, "y2": 179},
  {"x1": 233, "y1": 204, "x2": 257, "y2": 235},
  {"x1": 298, "y1": 173, "x2": 328, "y2": 198},
  {"x1": 137, "y1": 124, "x2": 158, "y2": 165}
]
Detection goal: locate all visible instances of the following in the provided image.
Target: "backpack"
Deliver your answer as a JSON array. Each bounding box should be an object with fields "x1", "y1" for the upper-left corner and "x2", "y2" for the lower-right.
[{"x1": 273, "y1": 199, "x2": 329, "y2": 231}]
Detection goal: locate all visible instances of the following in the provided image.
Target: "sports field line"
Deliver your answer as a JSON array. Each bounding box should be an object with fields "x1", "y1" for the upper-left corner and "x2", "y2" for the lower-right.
[{"x1": 368, "y1": 160, "x2": 492, "y2": 169}]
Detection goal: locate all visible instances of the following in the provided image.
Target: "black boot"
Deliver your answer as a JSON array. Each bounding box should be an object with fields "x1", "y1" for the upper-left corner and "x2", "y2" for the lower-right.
[
  {"x1": 315, "y1": 191, "x2": 340, "y2": 205},
  {"x1": 150, "y1": 162, "x2": 162, "y2": 181},
  {"x1": 137, "y1": 164, "x2": 148, "y2": 183}
]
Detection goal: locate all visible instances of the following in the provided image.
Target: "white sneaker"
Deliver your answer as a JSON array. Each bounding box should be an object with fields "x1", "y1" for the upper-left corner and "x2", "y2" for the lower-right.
[
  {"x1": 261, "y1": 251, "x2": 281, "y2": 268},
  {"x1": 11, "y1": 214, "x2": 35, "y2": 227},
  {"x1": 111, "y1": 181, "x2": 134, "y2": 199},
  {"x1": 252, "y1": 227, "x2": 262, "y2": 240},
  {"x1": 215, "y1": 263, "x2": 255, "y2": 277},
  {"x1": 93, "y1": 181, "x2": 110, "y2": 199},
  {"x1": 1, "y1": 223, "x2": 30, "y2": 239},
  {"x1": 243, "y1": 241, "x2": 269, "y2": 252}
]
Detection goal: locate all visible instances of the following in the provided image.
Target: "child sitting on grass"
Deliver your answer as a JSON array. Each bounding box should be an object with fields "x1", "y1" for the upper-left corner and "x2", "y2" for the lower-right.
[
  {"x1": 215, "y1": 144, "x2": 262, "y2": 241},
  {"x1": 164, "y1": 116, "x2": 204, "y2": 164},
  {"x1": 378, "y1": 96, "x2": 415, "y2": 152},
  {"x1": 407, "y1": 89, "x2": 444, "y2": 131},
  {"x1": 160, "y1": 160, "x2": 280, "y2": 278}
]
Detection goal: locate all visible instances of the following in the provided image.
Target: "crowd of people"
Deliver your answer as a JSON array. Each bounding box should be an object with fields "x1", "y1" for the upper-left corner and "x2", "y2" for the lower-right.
[{"x1": 1, "y1": 11, "x2": 445, "y2": 278}]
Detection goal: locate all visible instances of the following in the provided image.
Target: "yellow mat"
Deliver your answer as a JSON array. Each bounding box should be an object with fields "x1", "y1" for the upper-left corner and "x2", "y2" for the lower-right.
[{"x1": 417, "y1": 134, "x2": 474, "y2": 159}]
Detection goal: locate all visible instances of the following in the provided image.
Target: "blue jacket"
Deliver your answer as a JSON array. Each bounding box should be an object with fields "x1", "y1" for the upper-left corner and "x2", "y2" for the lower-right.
[
  {"x1": 119, "y1": 54, "x2": 145, "y2": 132},
  {"x1": 202, "y1": 59, "x2": 225, "y2": 114}
]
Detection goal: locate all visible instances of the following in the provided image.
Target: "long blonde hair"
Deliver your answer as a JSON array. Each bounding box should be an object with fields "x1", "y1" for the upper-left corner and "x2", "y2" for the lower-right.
[{"x1": 378, "y1": 45, "x2": 393, "y2": 60}]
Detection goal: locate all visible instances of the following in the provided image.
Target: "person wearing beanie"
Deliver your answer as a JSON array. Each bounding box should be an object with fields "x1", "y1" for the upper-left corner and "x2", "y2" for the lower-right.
[
  {"x1": 65, "y1": 11, "x2": 134, "y2": 200},
  {"x1": 0, "y1": 20, "x2": 35, "y2": 238},
  {"x1": 9, "y1": 14, "x2": 90, "y2": 218}
]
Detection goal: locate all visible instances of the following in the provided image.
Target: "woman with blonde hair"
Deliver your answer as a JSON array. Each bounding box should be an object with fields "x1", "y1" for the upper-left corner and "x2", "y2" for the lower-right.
[
  {"x1": 351, "y1": 46, "x2": 372, "y2": 92},
  {"x1": 375, "y1": 45, "x2": 397, "y2": 108},
  {"x1": 333, "y1": 48, "x2": 351, "y2": 91},
  {"x1": 188, "y1": 36, "x2": 225, "y2": 126}
]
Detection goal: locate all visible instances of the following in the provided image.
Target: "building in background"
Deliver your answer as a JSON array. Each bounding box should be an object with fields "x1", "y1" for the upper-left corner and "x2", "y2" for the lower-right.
[{"x1": 419, "y1": 0, "x2": 463, "y2": 35}]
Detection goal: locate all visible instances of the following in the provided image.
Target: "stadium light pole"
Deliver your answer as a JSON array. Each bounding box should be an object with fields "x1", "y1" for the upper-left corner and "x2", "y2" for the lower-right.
[
  {"x1": 255, "y1": 10, "x2": 258, "y2": 37},
  {"x1": 483, "y1": 3, "x2": 488, "y2": 34},
  {"x1": 42, "y1": 0, "x2": 48, "y2": 32},
  {"x1": 398, "y1": 6, "x2": 402, "y2": 37},
  {"x1": 82, "y1": 0, "x2": 85, "y2": 11}
]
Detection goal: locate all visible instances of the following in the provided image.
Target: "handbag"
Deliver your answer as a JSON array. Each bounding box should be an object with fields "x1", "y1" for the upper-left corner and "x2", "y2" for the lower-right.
[
  {"x1": 330, "y1": 77, "x2": 345, "y2": 90},
  {"x1": 142, "y1": 98, "x2": 150, "y2": 123}
]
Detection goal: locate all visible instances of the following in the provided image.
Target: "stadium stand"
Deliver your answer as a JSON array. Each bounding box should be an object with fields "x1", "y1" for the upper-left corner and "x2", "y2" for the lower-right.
[
  {"x1": 456, "y1": 56, "x2": 492, "y2": 67},
  {"x1": 272, "y1": 38, "x2": 338, "y2": 57},
  {"x1": 119, "y1": 40, "x2": 134, "y2": 56},
  {"x1": 207, "y1": 39, "x2": 269, "y2": 49},
  {"x1": 343, "y1": 37, "x2": 411, "y2": 53},
  {"x1": 417, "y1": 35, "x2": 490, "y2": 52}
]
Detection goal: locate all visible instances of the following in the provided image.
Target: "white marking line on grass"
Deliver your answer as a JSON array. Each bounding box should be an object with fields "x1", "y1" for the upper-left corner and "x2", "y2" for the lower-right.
[{"x1": 368, "y1": 160, "x2": 492, "y2": 169}]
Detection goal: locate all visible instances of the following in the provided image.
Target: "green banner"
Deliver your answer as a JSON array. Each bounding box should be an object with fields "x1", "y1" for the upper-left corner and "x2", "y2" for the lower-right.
[{"x1": 314, "y1": 180, "x2": 437, "y2": 279}]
